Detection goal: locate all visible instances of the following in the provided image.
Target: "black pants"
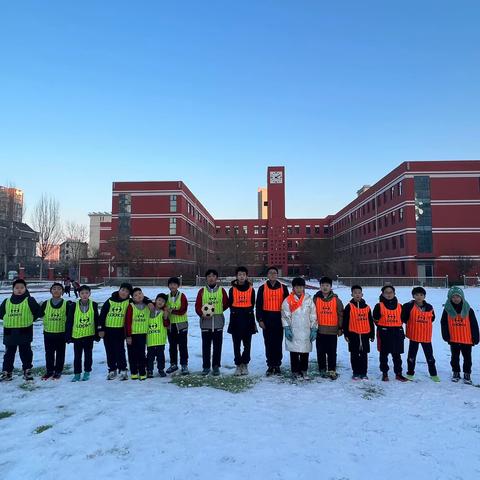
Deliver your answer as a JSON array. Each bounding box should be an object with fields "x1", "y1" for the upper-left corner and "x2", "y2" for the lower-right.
[
  {"x1": 2, "y1": 343, "x2": 33, "y2": 373},
  {"x1": 44, "y1": 333, "x2": 66, "y2": 374},
  {"x1": 127, "y1": 334, "x2": 147, "y2": 376},
  {"x1": 64, "y1": 286, "x2": 71, "y2": 297},
  {"x1": 262, "y1": 316, "x2": 284, "y2": 367},
  {"x1": 167, "y1": 324, "x2": 189, "y2": 366},
  {"x1": 201, "y1": 329, "x2": 223, "y2": 369},
  {"x1": 147, "y1": 345, "x2": 166, "y2": 373},
  {"x1": 450, "y1": 343, "x2": 472, "y2": 374},
  {"x1": 316, "y1": 334, "x2": 338, "y2": 372},
  {"x1": 350, "y1": 352, "x2": 368, "y2": 376},
  {"x1": 290, "y1": 352, "x2": 309, "y2": 373},
  {"x1": 73, "y1": 337, "x2": 94, "y2": 374},
  {"x1": 232, "y1": 332, "x2": 253, "y2": 366},
  {"x1": 103, "y1": 327, "x2": 127, "y2": 372},
  {"x1": 379, "y1": 352, "x2": 402, "y2": 374},
  {"x1": 407, "y1": 341, "x2": 437, "y2": 376}
]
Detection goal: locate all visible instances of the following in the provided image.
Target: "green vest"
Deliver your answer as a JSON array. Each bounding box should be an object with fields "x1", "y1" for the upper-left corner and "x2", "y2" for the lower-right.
[
  {"x1": 105, "y1": 299, "x2": 129, "y2": 328},
  {"x1": 202, "y1": 287, "x2": 224, "y2": 315},
  {"x1": 147, "y1": 311, "x2": 168, "y2": 347},
  {"x1": 167, "y1": 292, "x2": 188, "y2": 324},
  {"x1": 43, "y1": 299, "x2": 67, "y2": 333},
  {"x1": 131, "y1": 305, "x2": 149, "y2": 335},
  {"x1": 72, "y1": 301, "x2": 96, "y2": 339},
  {"x1": 4, "y1": 298, "x2": 34, "y2": 328}
]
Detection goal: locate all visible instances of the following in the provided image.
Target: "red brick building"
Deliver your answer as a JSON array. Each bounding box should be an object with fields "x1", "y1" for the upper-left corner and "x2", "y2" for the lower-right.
[{"x1": 80, "y1": 161, "x2": 480, "y2": 282}]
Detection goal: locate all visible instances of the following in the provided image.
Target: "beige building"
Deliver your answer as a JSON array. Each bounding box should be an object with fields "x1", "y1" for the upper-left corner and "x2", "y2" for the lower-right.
[{"x1": 88, "y1": 212, "x2": 111, "y2": 256}]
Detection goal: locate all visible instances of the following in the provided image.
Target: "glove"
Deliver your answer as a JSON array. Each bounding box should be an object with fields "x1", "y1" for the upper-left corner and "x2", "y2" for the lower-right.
[
  {"x1": 284, "y1": 326, "x2": 293, "y2": 341},
  {"x1": 309, "y1": 328, "x2": 317, "y2": 342}
]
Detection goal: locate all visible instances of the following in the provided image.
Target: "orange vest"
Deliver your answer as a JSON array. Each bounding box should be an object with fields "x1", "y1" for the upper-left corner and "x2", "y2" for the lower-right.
[
  {"x1": 315, "y1": 297, "x2": 338, "y2": 327},
  {"x1": 406, "y1": 304, "x2": 433, "y2": 343},
  {"x1": 263, "y1": 283, "x2": 284, "y2": 312},
  {"x1": 232, "y1": 286, "x2": 253, "y2": 308},
  {"x1": 349, "y1": 304, "x2": 371, "y2": 334},
  {"x1": 377, "y1": 302, "x2": 402, "y2": 327},
  {"x1": 448, "y1": 314, "x2": 473, "y2": 345}
]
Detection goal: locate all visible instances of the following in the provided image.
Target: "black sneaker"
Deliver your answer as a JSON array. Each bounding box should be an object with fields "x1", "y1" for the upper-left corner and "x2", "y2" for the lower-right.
[
  {"x1": 464, "y1": 373, "x2": 473, "y2": 385},
  {"x1": 147, "y1": 371, "x2": 154, "y2": 379},
  {"x1": 23, "y1": 369, "x2": 34, "y2": 381},
  {"x1": 201, "y1": 368, "x2": 210, "y2": 376},
  {"x1": 273, "y1": 367, "x2": 282, "y2": 375},
  {"x1": 52, "y1": 372, "x2": 62, "y2": 380},
  {"x1": 452, "y1": 372, "x2": 461, "y2": 383},
  {"x1": 266, "y1": 367, "x2": 274, "y2": 376},
  {"x1": 382, "y1": 373, "x2": 389, "y2": 382},
  {"x1": 166, "y1": 365, "x2": 178, "y2": 374},
  {"x1": 41, "y1": 372, "x2": 53, "y2": 381},
  {"x1": 181, "y1": 365, "x2": 189, "y2": 375},
  {"x1": 212, "y1": 367, "x2": 220, "y2": 376},
  {"x1": 158, "y1": 370, "x2": 167, "y2": 378},
  {"x1": 0, "y1": 371, "x2": 13, "y2": 382}
]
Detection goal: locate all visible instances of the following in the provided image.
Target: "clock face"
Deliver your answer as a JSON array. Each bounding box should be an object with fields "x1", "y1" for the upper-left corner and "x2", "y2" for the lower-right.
[{"x1": 269, "y1": 171, "x2": 283, "y2": 184}]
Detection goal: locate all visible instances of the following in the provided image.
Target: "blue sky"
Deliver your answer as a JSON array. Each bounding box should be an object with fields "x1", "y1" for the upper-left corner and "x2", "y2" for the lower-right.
[{"x1": 1, "y1": 1, "x2": 479, "y2": 225}]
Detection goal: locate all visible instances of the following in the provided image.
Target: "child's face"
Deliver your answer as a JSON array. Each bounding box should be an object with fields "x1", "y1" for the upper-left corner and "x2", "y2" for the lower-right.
[
  {"x1": 267, "y1": 270, "x2": 278, "y2": 282},
  {"x1": 206, "y1": 274, "x2": 217, "y2": 286},
  {"x1": 80, "y1": 290, "x2": 90, "y2": 301},
  {"x1": 51, "y1": 286, "x2": 63, "y2": 298},
  {"x1": 13, "y1": 284, "x2": 26, "y2": 295},
  {"x1": 413, "y1": 293, "x2": 425, "y2": 304},
  {"x1": 168, "y1": 283, "x2": 179, "y2": 293},
  {"x1": 133, "y1": 291, "x2": 144, "y2": 303},
  {"x1": 155, "y1": 298, "x2": 166, "y2": 309},
  {"x1": 382, "y1": 288, "x2": 395, "y2": 300},
  {"x1": 118, "y1": 288, "x2": 130, "y2": 300},
  {"x1": 451, "y1": 294, "x2": 462, "y2": 305},
  {"x1": 293, "y1": 286, "x2": 304, "y2": 297},
  {"x1": 236, "y1": 272, "x2": 247, "y2": 284},
  {"x1": 352, "y1": 289, "x2": 363, "y2": 302},
  {"x1": 321, "y1": 283, "x2": 332, "y2": 295}
]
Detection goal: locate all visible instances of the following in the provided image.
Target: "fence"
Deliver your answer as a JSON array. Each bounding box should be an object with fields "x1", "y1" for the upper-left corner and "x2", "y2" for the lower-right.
[
  {"x1": 195, "y1": 276, "x2": 268, "y2": 286},
  {"x1": 335, "y1": 276, "x2": 449, "y2": 288},
  {"x1": 463, "y1": 276, "x2": 480, "y2": 288},
  {"x1": 103, "y1": 276, "x2": 184, "y2": 287}
]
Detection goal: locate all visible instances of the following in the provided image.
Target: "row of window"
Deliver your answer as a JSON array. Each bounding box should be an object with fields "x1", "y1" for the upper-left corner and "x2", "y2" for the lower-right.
[
  {"x1": 361, "y1": 261, "x2": 407, "y2": 276},
  {"x1": 215, "y1": 224, "x2": 328, "y2": 237}
]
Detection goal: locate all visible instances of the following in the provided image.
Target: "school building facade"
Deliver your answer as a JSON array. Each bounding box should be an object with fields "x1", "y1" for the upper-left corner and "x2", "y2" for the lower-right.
[{"x1": 79, "y1": 161, "x2": 480, "y2": 283}]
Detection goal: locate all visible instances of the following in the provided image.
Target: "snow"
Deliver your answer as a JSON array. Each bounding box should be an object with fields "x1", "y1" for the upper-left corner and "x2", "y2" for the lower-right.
[{"x1": 1, "y1": 285, "x2": 480, "y2": 480}]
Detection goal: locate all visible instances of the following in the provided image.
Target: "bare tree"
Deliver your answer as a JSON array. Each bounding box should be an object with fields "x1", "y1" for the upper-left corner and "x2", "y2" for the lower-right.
[
  {"x1": 64, "y1": 221, "x2": 89, "y2": 278},
  {"x1": 31, "y1": 194, "x2": 63, "y2": 279},
  {"x1": 454, "y1": 255, "x2": 477, "y2": 280}
]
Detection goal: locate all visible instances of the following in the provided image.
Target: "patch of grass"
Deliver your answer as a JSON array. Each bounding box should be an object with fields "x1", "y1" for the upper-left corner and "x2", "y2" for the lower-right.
[
  {"x1": 19, "y1": 382, "x2": 39, "y2": 391},
  {"x1": 171, "y1": 374, "x2": 259, "y2": 393},
  {"x1": 13, "y1": 363, "x2": 72, "y2": 376},
  {"x1": 34, "y1": 424, "x2": 53, "y2": 434},
  {"x1": 0, "y1": 410, "x2": 15, "y2": 420},
  {"x1": 360, "y1": 384, "x2": 385, "y2": 400}
]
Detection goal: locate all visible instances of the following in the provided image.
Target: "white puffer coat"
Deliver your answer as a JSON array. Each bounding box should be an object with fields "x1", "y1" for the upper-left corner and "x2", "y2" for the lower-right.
[{"x1": 281, "y1": 293, "x2": 317, "y2": 353}]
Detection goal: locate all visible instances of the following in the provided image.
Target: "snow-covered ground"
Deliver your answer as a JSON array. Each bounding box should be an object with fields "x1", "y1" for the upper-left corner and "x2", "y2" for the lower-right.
[{"x1": 1, "y1": 285, "x2": 480, "y2": 480}]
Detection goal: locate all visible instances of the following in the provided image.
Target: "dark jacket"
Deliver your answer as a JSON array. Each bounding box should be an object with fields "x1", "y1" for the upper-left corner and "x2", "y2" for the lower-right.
[
  {"x1": 440, "y1": 301, "x2": 479, "y2": 345},
  {"x1": 343, "y1": 299, "x2": 375, "y2": 353},
  {"x1": 228, "y1": 280, "x2": 257, "y2": 336},
  {"x1": 65, "y1": 300, "x2": 101, "y2": 343},
  {"x1": 373, "y1": 296, "x2": 405, "y2": 354},
  {"x1": 255, "y1": 281, "x2": 289, "y2": 322},
  {"x1": 0, "y1": 291, "x2": 41, "y2": 346}
]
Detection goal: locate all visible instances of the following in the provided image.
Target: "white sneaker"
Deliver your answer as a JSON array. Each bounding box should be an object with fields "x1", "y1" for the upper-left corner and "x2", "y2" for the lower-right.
[
  {"x1": 241, "y1": 364, "x2": 249, "y2": 376},
  {"x1": 234, "y1": 365, "x2": 243, "y2": 376},
  {"x1": 118, "y1": 370, "x2": 129, "y2": 381},
  {"x1": 107, "y1": 371, "x2": 117, "y2": 380}
]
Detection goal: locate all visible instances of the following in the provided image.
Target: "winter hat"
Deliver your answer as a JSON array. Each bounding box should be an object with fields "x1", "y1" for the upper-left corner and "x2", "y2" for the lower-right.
[
  {"x1": 381, "y1": 284, "x2": 395, "y2": 293},
  {"x1": 12, "y1": 278, "x2": 27, "y2": 289},
  {"x1": 292, "y1": 277, "x2": 306, "y2": 288},
  {"x1": 445, "y1": 286, "x2": 470, "y2": 318},
  {"x1": 119, "y1": 282, "x2": 133, "y2": 295}
]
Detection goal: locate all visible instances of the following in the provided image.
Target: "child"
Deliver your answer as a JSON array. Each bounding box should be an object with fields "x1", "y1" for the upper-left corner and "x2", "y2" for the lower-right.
[
  {"x1": 255, "y1": 266, "x2": 289, "y2": 376},
  {"x1": 195, "y1": 269, "x2": 229, "y2": 376},
  {"x1": 402, "y1": 286, "x2": 439, "y2": 382},
  {"x1": 312, "y1": 276, "x2": 344, "y2": 380},
  {"x1": 147, "y1": 293, "x2": 170, "y2": 378},
  {"x1": 125, "y1": 288, "x2": 149, "y2": 380},
  {"x1": 281, "y1": 277, "x2": 317, "y2": 379},
  {"x1": 372, "y1": 285, "x2": 408, "y2": 382},
  {"x1": 40, "y1": 282, "x2": 71, "y2": 380},
  {"x1": 166, "y1": 277, "x2": 189, "y2": 375},
  {"x1": 343, "y1": 285, "x2": 375, "y2": 380},
  {"x1": 99, "y1": 282, "x2": 133, "y2": 380},
  {"x1": 441, "y1": 286, "x2": 479, "y2": 384},
  {"x1": 228, "y1": 267, "x2": 257, "y2": 376},
  {"x1": 66, "y1": 285, "x2": 100, "y2": 382},
  {"x1": 0, "y1": 279, "x2": 41, "y2": 381}
]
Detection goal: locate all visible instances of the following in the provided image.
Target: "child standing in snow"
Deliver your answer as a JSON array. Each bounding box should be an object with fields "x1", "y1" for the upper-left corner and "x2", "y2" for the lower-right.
[
  {"x1": 402, "y1": 287, "x2": 439, "y2": 382},
  {"x1": 441, "y1": 286, "x2": 479, "y2": 385},
  {"x1": 281, "y1": 277, "x2": 317, "y2": 379},
  {"x1": 0, "y1": 279, "x2": 41, "y2": 381},
  {"x1": 147, "y1": 294, "x2": 170, "y2": 378},
  {"x1": 66, "y1": 285, "x2": 100, "y2": 382},
  {"x1": 373, "y1": 285, "x2": 408, "y2": 382},
  {"x1": 343, "y1": 285, "x2": 375, "y2": 380}
]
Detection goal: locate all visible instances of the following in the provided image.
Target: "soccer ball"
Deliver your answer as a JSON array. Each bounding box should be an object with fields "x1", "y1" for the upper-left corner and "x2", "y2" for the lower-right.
[{"x1": 202, "y1": 304, "x2": 215, "y2": 317}]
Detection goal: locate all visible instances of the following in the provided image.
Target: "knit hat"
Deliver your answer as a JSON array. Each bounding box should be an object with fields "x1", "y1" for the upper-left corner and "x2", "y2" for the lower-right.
[
  {"x1": 12, "y1": 278, "x2": 26, "y2": 289},
  {"x1": 445, "y1": 286, "x2": 470, "y2": 318}
]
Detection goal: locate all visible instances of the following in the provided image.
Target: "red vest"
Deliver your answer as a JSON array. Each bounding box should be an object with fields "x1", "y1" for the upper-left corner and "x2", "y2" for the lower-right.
[
  {"x1": 315, "y1": 297, "x2": 338, "y2": 327},
  {"x1": 377, "y1": 302, "x2": 402, "y2": 327},
  {"x1": 232, "y1": 286, "x2": 253, "y2": 308},
  {"x1": 448, "y1": 314, "x2": 473, "y2": 345},
  {"x1": 406, "y1": 304, "x2": 433, "y2": 343},
  {"x1": 349, "y1": 304, "x2": 371, "y2": 334},
  {"x1": 263, "y1": 283, "x2": 284, "y2": 312}
]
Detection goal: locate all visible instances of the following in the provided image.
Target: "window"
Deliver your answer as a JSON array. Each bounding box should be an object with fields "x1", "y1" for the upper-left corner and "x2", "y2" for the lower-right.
[
  {"x1": 399, "y1": 208, "x2": 404, "y2": 221},
  {"x1": 390, "y1": 186, "x2": 395, "y2": 199},
  {"x1": 414, "y1": 176, "x2": 433, "y2": 253},
  {"x1": 400, "y1": 235, "x2": 405, "y2": 249},
  {"x1": 169, "y1": 217, "x2": 177, "y2": 235},
  {"x1": 261, "y1": 226, "x2": 267, "y2": 235},
  {"x1": 287, "y1": 226, "x2": 293, "y2": 235},
  {"x1": 306, "y1": 225, "x2": 311, "y2": 235},
  {"x1": 169, "y1": 195, "x2": 177, "y2": 212},
  {"x1": 243, "y1": 226, "x2": 248, "y2": 235},
  {"x1": 168, "y1": 240, "x2": 176, "y2": 258},
  {"x1": 391, "y1": 211, "x2": 396, "y2": 224},
  {"x1": 263, "y1": 241, "x2": 267, "y2": 249},
  {"x1": 215, "y1": 226, "x2": 220, "y2": 235},
  {"x1": 225, "y1": 226, "x2": 230, "y2": 235},
  {"x1": 254, "y1": 226, "x2": 259, "y2": 235},
  {"x1": 287, "y1": 240, "x2": 292, "y2": 248},
  {"x1": 401, "y1": 262, "x2": 406, "y2": 275},
  {"x1": 398, "y1": 181, "x2": 403, "y2": 196},
  {"x1": 315, "y1": 225, "x2": 320, "y2": 234},
  {"x1": 323, "y1": 225, "x2": 329, "y2": 234},
  {"x1": 383, "y1": 191, "x2": 387, "y2": 203},
  {"x1": 384, "y1": 215, "x2": 388, "y2": 227},
  {"x1": 295, "y1": 226, "x2": 300, "y2": 234},
  {"x1": 392, "y1": 237, "x2": 397, "y2": 249},
  {"x1": 234, "y1": 226, "x2": 239, "y2": 235}
]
